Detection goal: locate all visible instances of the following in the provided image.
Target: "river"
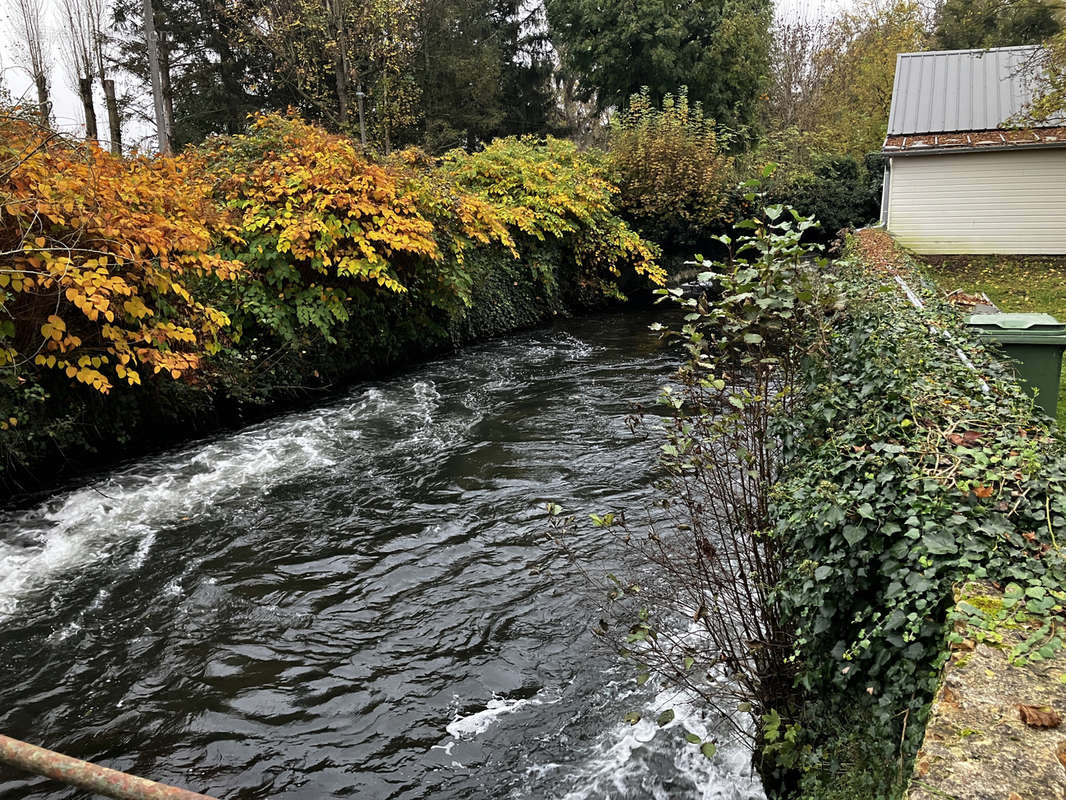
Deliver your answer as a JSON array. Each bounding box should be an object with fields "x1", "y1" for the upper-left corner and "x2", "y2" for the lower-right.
[{"x1": 0, "y1": 312, "x2": 764, "y2": 800}]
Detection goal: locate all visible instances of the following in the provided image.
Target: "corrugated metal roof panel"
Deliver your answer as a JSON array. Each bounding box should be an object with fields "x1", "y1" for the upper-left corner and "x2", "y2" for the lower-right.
[{"x1": 886, "y1": 45, "x2": 1058, "y2": 135}]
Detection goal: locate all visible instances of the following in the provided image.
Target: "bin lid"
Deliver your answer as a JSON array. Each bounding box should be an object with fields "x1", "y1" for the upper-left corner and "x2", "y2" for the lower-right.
[{"x1": 966, "y1": 312, "x2": 1066, "y2": 333}]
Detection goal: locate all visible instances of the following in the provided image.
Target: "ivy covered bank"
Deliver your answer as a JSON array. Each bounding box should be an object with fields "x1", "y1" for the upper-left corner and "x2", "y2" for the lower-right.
[
  {"x1": 765, "y1": 231, "x2": 1066, "y2": 796},
  {"x1": 595, "y1": 219, "x2": 1066, "y2": 799}
]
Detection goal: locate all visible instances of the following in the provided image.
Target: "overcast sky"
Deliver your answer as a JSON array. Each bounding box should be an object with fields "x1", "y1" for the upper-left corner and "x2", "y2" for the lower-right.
[{"x1": 0, "y1": 0, "x2": 857, "y2": 147}]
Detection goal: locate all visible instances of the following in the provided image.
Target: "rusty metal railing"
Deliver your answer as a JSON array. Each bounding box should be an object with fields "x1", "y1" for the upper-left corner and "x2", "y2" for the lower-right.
[{"x1": 0, "y1": 734, "x2": 218, "y2": 800}]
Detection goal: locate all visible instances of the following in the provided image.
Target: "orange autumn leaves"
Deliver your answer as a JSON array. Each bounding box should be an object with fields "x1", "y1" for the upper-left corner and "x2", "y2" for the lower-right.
[
  {"x1": 195, "y1": 114, "x2": 523, "y2": 343},
  {"x1": 204, "y1": 114, "x2": 441, "y2": 297},
  {"x1": 1, "y1": 114, "x2": 241, "y2": 392},
  {"x1": 1, "y1": 111, "x2": 664, "y2": 395}
]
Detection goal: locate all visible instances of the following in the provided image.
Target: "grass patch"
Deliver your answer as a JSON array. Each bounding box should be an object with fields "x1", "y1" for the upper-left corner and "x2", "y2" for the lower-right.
[{"x1": 921, "y1": 255, "x2": 1066, "y2": 429}]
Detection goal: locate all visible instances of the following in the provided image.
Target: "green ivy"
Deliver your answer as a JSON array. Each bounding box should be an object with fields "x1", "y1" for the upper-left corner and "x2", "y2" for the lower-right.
[{"x1": 768, "y1": 234, "x2": 1066, "y2": 797}]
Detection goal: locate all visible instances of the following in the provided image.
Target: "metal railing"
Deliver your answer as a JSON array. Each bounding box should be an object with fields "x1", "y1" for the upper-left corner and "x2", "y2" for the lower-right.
[{"x1": 0, "y1": 734, "x2": 219, "y2": 800}]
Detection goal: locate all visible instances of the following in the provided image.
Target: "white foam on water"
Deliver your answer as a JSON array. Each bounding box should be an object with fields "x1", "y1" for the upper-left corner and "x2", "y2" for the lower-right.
[
  {"x1": 553, "y1": 332, "x2": 602, "y2": 359},
  {"x1": 47, "y1": 620, "x2": 82, "y2": 643},
  {"x1": 129, "y1": 528, "x2": 157, "y2": 569},
  {"x1": 87, "y1": 587, "x2": 110, "y2": 610},
  {"x1": 446, "y1": 691, "x2": 555, "y2": 740},
  {"x1": 0, "y1": 385, "x2": 401, "y2": 621},
  {"x1": 550, "y1": 681, "x2": 764, "y2": 800}
]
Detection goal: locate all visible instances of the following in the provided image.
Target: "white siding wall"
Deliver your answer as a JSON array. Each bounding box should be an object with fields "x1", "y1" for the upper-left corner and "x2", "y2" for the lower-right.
[{"x1": 886, "y1": 148, "x2": 1066, "y2": 254}]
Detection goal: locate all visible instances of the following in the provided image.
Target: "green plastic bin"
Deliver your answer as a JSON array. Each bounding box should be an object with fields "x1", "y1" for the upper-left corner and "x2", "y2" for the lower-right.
[{"x1": 966, "y1": 313, "x2": 1066, "y2": 418}]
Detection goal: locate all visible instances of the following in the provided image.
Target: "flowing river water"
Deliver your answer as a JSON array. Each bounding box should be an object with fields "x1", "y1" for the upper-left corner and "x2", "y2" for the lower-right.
[{"x1": 0, "y1": 312, "x2": 764, "y2": 800}]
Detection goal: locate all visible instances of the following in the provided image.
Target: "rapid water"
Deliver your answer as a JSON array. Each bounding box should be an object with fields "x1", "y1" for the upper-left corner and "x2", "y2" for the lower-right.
[{"x1": 0, "y1": 312, "x2": 764, "y2": 800}]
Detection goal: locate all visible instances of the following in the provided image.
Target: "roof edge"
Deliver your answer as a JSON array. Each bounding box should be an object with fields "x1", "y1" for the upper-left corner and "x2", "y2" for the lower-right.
[
  {"x1": 896, "y1": 44, "x2": 1043, "y2": 59},
  {"x1": 890, "y1": 121, "x2": 1066, "y2": 136},
  {"x1": 882, "y1": 125, "x2": 1066, "y2": 156},
  {"x1": 884, "y1": 140, "x2": 1066, "y2": 157}
]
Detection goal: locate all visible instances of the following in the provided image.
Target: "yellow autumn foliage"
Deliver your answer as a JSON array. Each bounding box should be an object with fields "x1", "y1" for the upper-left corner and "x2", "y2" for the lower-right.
[{"x1": 0, "y1": 113, "x2": 241, "y2": 393}]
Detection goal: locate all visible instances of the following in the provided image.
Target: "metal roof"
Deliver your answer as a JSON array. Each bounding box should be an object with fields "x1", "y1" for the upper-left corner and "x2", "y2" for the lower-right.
[{"x1": 887, "y1": 45, "x2": 1056, "y2": 135}]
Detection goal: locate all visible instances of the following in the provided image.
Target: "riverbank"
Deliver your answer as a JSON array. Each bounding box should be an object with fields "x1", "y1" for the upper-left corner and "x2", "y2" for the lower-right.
[
  {"x1": 0, "y1": 263, "x2": 653, "y2": 505},
  {"x1": 766, "y1": 230, "x2": 1066, "y2": 797},
  {"x1": 0, "y1": 114, "x2": 665, "y2": 502}
]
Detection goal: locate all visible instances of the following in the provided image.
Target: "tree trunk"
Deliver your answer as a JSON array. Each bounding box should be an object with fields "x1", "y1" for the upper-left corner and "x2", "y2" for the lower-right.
[
  {"x1": 383, "y1": 76, "x2": 391, "y2": 154},
  {"x1": 143, "y1": 0, "x2": 171, "y2": 154},
  {"x1": 356, "y1": 80, "x2": 367, "y2": 148},
  {"x1": 34, "y1": 73, "x2": 50, "y2": 127},
  {"x1": 78, "y1": 77, "x2": 98, "y2": 141},
  {"x1": 160, "y1": 33, "x2": 176, "y2": 144},
  {"x1": 328, "y1": 0, "x2": 350, "y2": 128},
  {"x1": 101, "y1": 78, "x2": 122, "y2": 155}
]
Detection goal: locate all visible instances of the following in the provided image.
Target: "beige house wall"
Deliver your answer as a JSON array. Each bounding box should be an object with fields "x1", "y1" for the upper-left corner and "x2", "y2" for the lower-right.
[{"x1": 886, "y1": 148, "x2": 1066, "y2": 254}]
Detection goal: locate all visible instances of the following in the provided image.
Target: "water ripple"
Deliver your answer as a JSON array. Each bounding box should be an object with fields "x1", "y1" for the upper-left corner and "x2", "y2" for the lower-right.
[{"x1": 0, "y1": 312, "x2": 763, "y2": 800}]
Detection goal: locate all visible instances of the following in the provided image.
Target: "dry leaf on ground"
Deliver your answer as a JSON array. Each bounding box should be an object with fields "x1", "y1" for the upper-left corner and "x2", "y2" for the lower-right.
[{"x1": 1018, "y1": 704, "x2": 1062, "y2": 728}]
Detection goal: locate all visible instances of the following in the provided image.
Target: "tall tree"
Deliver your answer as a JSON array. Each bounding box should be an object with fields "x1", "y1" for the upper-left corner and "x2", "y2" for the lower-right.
[
  {"x1": 821, "y1": 1, "x2": 930, "y2": 156},
  {"x1": 418, "y1": 0, "x2": 502, "y2": 150},
  {"x1": 111, "y1": 0, "x2": 281, "y2": 148},
  {"x1": 365, "y1": 0, "x2": 422, "y2": 151},
  {"x1": 326, "y1": 0, "x2": 350, "y2": 128},
  {"x1": 417, "y1": 0, "x2": 554, "y2": 150},
  {"x1": 769, "y1": 0, "x2": 930, "y2": 159},
  {"x1": 59, "y1": 0, "x2": 99, "y2": 141},
  {"x1": 87, "y1": 0, "x2": 123, "y2": 154},
  {"x1": 143, "y1": 0, "x2": 170, "y2": 152},
  {"x1": 545, "y1": 0, "x2": 773, "y2": 131},
  {"x1": 1026, "y1": 21, "x2": 1066, "y2": 122},
  {"x1": 933, "y1": 0, "x2": 1062, "y2": 50},
  {"x1": 240, "y1": 0, "x2": 376, "y2": 132},
  {"x1": 493, "y1": 0, "x2": 555, "y2": 137},
  {"x1": 764, "y1": 11, "x2": 835, "y2": 133},
  {"x1": 9, "y1": 0, "x2": 52, "y2": 126}
]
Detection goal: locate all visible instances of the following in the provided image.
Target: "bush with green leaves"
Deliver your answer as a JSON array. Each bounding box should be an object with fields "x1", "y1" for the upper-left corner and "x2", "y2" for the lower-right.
[
  {"x1": 438, "y1": 135, "x2": 664, "y2": 299},
  {"x1": 606, "y1": 87, "x2": 734, "y2": 250},
  {"x1": 765, "y1": 153, "x2": 884, "y2": 240},
  {"x1": 766, "y1": 231, "x2": 1066, "y2": 797},
  {"x1": 555, "y1": 194, "x2": 835, "y2": 755},
  {"x1": 728, "y1": 126, "x2": 885, "y2": 244}
]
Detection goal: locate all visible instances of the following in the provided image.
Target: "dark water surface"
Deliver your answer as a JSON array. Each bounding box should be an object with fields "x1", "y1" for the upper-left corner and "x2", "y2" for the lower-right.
[{"x1": 0, "y1": 312, "x2": 763, "y2": 800}]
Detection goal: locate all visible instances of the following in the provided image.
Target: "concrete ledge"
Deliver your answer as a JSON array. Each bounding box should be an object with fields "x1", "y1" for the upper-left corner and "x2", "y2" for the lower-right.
[{"x1": 907, "y1": 585, "x2": 1066, "y2": 800}]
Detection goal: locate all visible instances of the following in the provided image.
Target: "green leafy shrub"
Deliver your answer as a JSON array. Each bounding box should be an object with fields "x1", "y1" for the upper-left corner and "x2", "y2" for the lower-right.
[
  {"x1": 553, "y1": 195, "x2": 835, "y2": 758},
  {"x1": 765, "y1": 153, "x2": 883, "y2": 239},
  {"x1": 582, "y1": 218, "x2": 1066, "y2": 798},
  {"x1": 439, "y1": 134, "x2": 664, "y2": 297},
  {"x1": 730, "y1": 127, "x2": 885, "y2": 243},
  {"x1": 769, "y1": 230, "x2": 1066, "y2": 796},
  {"x1": 606, "y1": 87, "x2": 734, "y2": 250}
]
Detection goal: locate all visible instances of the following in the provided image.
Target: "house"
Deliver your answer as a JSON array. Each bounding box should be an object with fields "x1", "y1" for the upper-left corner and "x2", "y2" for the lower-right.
[{"x1": 881, "y1": 45, "x2": 1066, "y2": 255}]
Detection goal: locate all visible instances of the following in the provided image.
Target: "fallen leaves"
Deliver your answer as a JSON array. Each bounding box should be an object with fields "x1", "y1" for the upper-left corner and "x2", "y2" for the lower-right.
[
  {"x1": 1017, "y1": 704, "x2": 1062, "y2": 729},
  {"x1": 946, "y1": 430, "x2": 983, "y2": 446}
]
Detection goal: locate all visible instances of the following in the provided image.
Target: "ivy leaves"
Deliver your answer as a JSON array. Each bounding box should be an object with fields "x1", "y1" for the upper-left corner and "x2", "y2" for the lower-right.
[{"x1": 771, "y1": 229, "x2": 1066, "y2": 785}]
